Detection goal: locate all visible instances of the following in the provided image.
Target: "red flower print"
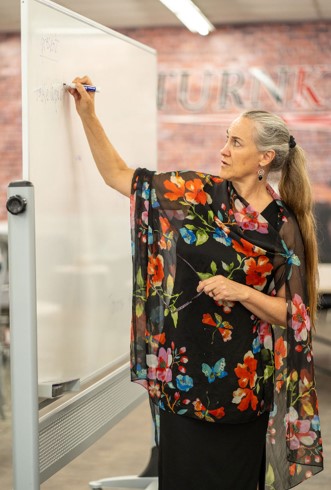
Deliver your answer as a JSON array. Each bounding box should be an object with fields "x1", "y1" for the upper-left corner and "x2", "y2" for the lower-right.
[
  {"x1": 232, "y1": 387, "x2": 258, "y2": 411},
  {"x1": 160, "y1": 216, "x2": 171, "y2": 234},
  {"x1": 202, "y1": 313, "x2": 233, "y2": 342},
  {"x1": 234, "y1": 199, "x2": 269, "y2": 234},
  {"x1": 164, "y1": 174, "x2": 186, "y2": 201},
  {"x1": 234, "y1": 351, "x2": 257, "y2": 389},
  {"x1": 210, "y1": 176, "x2": 223, "y2": 184},
  {"x1": 185, "y1": 179, "x2": 208, "y2": 205},
  {"x1": 208, "y1": 406, "x2": 225, "y2": 419},
  {"x1": 275, "y1": 372, "x2": 285, "y2": 393},
  {"x1": 218, "y1": 322, "x2": 233, "y2": 341},
  {"x1": 232, "y1": 238, "x2": 265, "y2": 257},
  {"x1": 154, "y1": 333, "x2": 166, "y2": 345},
  {"x1": 192, "y1": 398, "x2": 209, "y2": 420},
  {"x1": 192, "y1": 398, "x2": 225, "y2": 421},
  {"x1": 146, "y1": 347, "x2": 173, "y2": 383},
  {"x1": 291, "y1": 294, "x2": 311, "y2": 342},
  {"x1": 192, "y1": 398, "x2": 205, "y2": 412},
  {"x1": 145, "y1": 330, "x2": 166, "y2": 348},
  {"x1": 159, "y1": 217, "x2": 173, "y2": 250},
  {"x1": 244, "y1": 256, "x2": 273, "y2": 290},
  {"x1": 147, "y1": 254, "x2": 164, "y2": 286},
  {"x1": 202, "y1": 313, "x2": 217, "y2": 327},
  {"x1": 275, "y1": 337, "x2": 287, "y2": 370}
]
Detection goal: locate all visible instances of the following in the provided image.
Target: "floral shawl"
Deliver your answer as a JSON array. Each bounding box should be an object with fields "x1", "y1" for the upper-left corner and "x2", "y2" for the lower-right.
[{"x1": 130, "y1": 168, "x2": 323, "y2": 489}]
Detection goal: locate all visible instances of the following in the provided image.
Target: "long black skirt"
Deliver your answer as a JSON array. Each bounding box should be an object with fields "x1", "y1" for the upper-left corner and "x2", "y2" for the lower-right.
[{"x1": 158, "y1": 409, "x2": 269, "y2": 490}]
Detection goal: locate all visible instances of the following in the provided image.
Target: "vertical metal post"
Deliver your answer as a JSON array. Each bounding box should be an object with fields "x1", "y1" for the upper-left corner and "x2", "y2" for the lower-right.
[{"x1": 7, "y1": 181, "x2": 39, "y2": 489}]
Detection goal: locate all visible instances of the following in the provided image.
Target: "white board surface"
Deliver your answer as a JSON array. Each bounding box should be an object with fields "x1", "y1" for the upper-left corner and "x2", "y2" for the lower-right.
[{"x1": 21, "y1": 0, "x2": 157, "y2": 384}]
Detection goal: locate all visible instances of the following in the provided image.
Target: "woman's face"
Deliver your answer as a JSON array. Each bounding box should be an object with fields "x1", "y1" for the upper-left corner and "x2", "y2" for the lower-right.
[{"x1": 219, "y1": 117, "x2": 264, "y2": 183}]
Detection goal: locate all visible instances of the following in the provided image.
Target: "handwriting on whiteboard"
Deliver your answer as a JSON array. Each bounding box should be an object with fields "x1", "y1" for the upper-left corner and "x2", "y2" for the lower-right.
[
  {"x1": 34, "y1": 83, "x2": 64, "y2": 109},
  {"x1": 40, "y1": 32, "x2": 60, "y2": 61}
]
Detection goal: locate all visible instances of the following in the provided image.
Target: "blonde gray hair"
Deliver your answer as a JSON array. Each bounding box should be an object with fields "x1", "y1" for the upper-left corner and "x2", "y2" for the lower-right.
[
  {"x1": 241, "y1": 110, "x2": 291, "y2": 173},
  {"x1": 241, "y1": 110, "x2": 319, "y2": 326}
]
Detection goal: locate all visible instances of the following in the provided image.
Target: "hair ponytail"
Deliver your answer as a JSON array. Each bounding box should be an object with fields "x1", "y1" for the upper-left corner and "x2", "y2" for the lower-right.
[
  {"x1": 241, "y1": 110, "x2": 319, "y2": 327},
  {"x1": 279, "y1": 146, "x2": 319, "y2": 326}
]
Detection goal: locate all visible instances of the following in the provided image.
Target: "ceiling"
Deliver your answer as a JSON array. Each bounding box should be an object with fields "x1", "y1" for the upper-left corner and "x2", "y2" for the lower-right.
[{"x1": 1, "y1": 0, "x2": 331, "y2": 33}]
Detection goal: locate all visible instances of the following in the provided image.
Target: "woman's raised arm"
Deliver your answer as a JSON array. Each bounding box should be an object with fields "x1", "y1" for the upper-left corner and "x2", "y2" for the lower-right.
[{"x1": 68, "y1": 76, "x2": 134, "y2": 198}]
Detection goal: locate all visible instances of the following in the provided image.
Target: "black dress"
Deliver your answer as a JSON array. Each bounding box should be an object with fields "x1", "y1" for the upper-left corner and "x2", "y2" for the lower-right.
[{"x1": 158, "y1": 200, "x2": 280, "y2": 490}]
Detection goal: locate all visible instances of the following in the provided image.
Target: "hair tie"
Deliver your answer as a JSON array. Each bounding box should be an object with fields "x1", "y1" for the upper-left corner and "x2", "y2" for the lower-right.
[{"x1": 289, "y1": 135, "x2": 296, "y2": 149}]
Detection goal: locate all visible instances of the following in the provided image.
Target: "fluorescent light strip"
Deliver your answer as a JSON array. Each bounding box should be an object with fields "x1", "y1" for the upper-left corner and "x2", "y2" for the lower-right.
[{"x1": 160, "y1": 0, "x2": 215, "y2": 36}]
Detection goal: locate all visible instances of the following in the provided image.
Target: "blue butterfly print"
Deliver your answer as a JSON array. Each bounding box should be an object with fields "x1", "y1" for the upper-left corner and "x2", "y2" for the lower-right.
[{"x1": 201, "y1": 358, "x2": 228, "y2": 383}]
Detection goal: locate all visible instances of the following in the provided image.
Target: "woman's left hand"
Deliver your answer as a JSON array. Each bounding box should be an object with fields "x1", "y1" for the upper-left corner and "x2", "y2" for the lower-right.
[
  {"x1": 197, "y1": 275, "x2": 247, "y2": 303},
  {"x1": 197, "y1": 275, "x2": 287, "y2": 325}
]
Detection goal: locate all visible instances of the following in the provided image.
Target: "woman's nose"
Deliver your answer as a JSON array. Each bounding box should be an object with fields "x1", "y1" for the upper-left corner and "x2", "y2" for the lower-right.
[{"x1": 220, "y1": 142, "x2": 230, "y2": 156}]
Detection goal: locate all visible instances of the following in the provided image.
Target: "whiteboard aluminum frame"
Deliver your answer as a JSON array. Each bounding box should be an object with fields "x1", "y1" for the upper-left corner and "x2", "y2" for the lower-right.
[
  {"x1": 32, "y1": 0, "x2": 155, "y2": 53},
  {"x1": 21, "y1": 0, "x2": 30, "y2": 180}
]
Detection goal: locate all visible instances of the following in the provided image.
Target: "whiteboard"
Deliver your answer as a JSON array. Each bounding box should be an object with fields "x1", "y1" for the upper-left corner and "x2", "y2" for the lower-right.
[{"x1": 21, "y1": 0, "x2": 157, "y2": 384}]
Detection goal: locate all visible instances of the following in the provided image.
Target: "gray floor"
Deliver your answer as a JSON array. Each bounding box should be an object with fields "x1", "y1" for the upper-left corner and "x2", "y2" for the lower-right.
[{"x1": 1, "y1": 312, "x2": 331, "y2": 489}]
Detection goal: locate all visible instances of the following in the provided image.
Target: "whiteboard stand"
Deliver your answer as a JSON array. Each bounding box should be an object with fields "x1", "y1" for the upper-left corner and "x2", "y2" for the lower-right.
[
  {"x1": 18, "y1": 0, "x2": 157, "y2": 486},
  {"x1": 89, "y1": 476, "x2": 158, "y2": 489},
  {"x1": 89, "y1": 441, "x2": 158, "y2": 489},
  {"x1": 0, "y1": 239, "x2": 7, "y2": 420},
  {"x1": 7, "y1": 181, "x2": 39, "y2": 490}
]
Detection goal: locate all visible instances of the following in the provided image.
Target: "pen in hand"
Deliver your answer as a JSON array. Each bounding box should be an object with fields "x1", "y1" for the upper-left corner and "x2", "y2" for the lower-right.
[{"x1": 63, "y1": 82, "x2": 101, "y2": 93}]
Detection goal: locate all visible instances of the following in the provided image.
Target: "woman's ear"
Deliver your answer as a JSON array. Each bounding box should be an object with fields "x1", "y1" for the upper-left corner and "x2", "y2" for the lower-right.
[{"x1": 261, "y1": 149, "x2": 275, "y2": 167}]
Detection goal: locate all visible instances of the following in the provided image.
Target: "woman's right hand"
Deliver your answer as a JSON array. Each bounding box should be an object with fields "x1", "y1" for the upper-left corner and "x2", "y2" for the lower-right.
[
  {"x1": 67, "y1": 75, "x2": 134, "y2": 197},
  {"x1": 68, "y1": 75, "x2": 96, "y2": 120}
]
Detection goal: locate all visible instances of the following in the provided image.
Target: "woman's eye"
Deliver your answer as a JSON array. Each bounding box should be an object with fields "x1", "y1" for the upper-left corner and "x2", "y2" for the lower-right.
[{"x1": 233, "y1": 139, "x2": 240, "y2": 147}]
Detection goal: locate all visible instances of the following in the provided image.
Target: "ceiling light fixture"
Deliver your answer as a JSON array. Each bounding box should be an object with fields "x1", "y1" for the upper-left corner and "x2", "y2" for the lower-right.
[{"x1": 159, "y1": 0, "x2": 215, "y2": 36}]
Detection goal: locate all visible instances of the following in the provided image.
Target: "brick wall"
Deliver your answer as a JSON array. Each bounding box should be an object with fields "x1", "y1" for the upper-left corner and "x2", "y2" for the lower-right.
[
  {"x1": 122, "y1": 23, "x2": 331, "y2": 178},
  {"x1": 0, "y1": 34, "x2": 22, "y2": 221},
  {"x1": 1, "y1": 22, "x2": 331, "y2": 222}
]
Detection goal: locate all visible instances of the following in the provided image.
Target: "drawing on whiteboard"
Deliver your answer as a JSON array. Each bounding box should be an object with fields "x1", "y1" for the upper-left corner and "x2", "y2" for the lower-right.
[
  {"x1": 34, "y1": 82, "x2": 63, "y2": 105},
  {"x1": 40, "y1": 32, "x2": 60, "y2": 60}
]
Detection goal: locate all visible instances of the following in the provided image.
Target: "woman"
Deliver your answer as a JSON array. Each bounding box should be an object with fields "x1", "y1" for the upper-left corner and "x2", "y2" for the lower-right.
[{"x1": 69, "y1": 77, "x2": 323, "y2": 489}]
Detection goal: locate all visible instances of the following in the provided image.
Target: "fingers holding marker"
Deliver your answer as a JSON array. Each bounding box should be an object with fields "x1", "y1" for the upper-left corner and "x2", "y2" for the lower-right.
[
  {"x1": 65, "y1": 77, "x2": 100, "y2": 99},
  {"x1": 72, "y1": 76, "x2": 100, "y2": 93},
  {"x1": 65, "y1": 76, "x2": 98, "y2": 117},
  {"x1": 73, "y1": 81, "x2": 91, "y2": 99},
  {"x1": 74, "y1": 75, "x2": 93, "y2": 86}
]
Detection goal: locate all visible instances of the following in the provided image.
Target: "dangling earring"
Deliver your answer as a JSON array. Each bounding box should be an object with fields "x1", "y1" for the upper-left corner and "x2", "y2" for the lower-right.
[{"x1": 258, "y1": 167, "x2": 265, "y2": 181}]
